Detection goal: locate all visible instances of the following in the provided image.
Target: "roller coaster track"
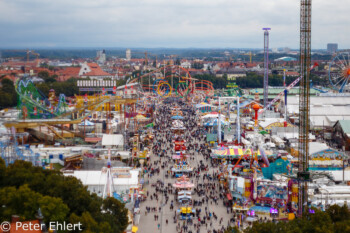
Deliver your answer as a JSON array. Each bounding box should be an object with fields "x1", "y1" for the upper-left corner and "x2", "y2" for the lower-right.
[
  {"x1": 16, "y1": 80, "x2": 69, "y2": 118},
  {"x1": 16, "y1": 80, "x2": 137, "y2": 123},
  {"x1": 56, "y1": 96, "x2": 137, "y2": 121}
]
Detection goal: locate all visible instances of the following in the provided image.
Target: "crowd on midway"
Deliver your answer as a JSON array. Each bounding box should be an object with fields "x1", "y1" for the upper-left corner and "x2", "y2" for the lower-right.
[{"x1": 138, "y1": 100, "x2": 244, "y2": 233}]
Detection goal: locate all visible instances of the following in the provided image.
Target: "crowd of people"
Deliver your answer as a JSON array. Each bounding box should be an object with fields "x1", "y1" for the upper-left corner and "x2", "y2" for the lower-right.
[{"x1": 139, "y1": 99, "x2": 240, "y2": 233}]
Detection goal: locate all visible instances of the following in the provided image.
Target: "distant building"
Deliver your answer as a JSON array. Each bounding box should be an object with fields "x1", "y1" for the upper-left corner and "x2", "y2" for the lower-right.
[
  {"x1": 126, "y1": 49, "x2": 131, "y2": 61},
  {"x1": 180, "y1": 61, "x2": 191, "y2": 69},
  {"x1": 327, "y1": 43, "x2": 338, "y2": 54},
  {"x1": 282, "y1": 47, "x2": 291, "y2": 53},
  {"x1": 79, "y1": 62, "x2": 113, "y2": 79},
  {"x1": 96, "y1": 50, "x2": 106, "y2": 64},
  {"x1": 333, "y1": 120, "x2": 350, "y2": 150}
]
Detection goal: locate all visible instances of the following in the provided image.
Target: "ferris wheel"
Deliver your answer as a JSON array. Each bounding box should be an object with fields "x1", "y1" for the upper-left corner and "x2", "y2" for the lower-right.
[{"x1": 329, "y1": 52, "x2": 350, "y2": 93}]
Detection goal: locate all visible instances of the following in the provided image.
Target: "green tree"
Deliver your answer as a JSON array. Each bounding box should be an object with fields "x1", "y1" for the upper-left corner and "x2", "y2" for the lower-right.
[
  {"x1": 0, "y1": 158, "x2": 5, "y2": 184},
  {"x1": 326, "y1": 204, "x2": 350, "y2": 223},
  {"x1": 102, "y1": 197, "x2": 129, "y2": 233},
  {"x1": 0, "y1": 147, "x2": 129, "y2": 233},
  {"x1": 0, "y1": 185, "x2": 69, "y2": 223},
  {"x1": 38, "y1": 71, "x2": 50, "y2": 80},
  {"x1": 38, "y1": 196, "x2": 69, "y2": 223},
  {"x1": 69, "y1": 212, "x2": 99, "y2": 233},
  {"x1": 0, "y1": 78, "x2": 17, "y2": 107}
]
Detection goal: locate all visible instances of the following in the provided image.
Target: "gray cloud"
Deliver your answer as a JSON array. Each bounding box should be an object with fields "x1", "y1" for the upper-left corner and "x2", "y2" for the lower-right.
[{"x1": 0, "y1": 0, "x2": 348, "y2": 49}]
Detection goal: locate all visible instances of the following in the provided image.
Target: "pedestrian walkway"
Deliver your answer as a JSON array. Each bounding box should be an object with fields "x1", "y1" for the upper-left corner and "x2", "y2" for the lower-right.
[{"x1": 138, "y1": 102, "x2": 233, "y2": 233}]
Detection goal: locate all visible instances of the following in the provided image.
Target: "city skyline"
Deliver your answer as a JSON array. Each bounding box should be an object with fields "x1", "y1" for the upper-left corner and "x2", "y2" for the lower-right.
[{"x1": 0, "y1": 0, "x2": 348, "y2": 49}]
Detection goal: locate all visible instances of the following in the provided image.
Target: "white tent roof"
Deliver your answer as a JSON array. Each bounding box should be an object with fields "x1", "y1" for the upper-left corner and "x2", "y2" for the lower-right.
[
  {"x1": 287, "y1": 96, "x2": 350, "y2": 106},
  {"x1": 63, "y1": 168, "x2": 139, "y2": 187},
  {"x1": 309, "y1": 142, "x2": 329, "y2": 155},
  {"x1": 202, "y1": 114, "x2": 225, "y2": 119},
  {"x1": 102, "y1": 134, "x2": 124, "y2": 146}
]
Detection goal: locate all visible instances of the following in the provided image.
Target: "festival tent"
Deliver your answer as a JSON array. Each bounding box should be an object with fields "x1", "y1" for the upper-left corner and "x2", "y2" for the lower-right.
[{"x1": 211, "y1": 148, "x2": 261, "y2": 158}]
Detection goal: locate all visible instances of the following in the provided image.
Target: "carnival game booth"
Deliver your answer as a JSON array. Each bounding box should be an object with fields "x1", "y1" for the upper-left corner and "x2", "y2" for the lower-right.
[
  {"x1": 177, "y1": 191, "x2": 192, "y2": 205},
  {"x1": 171, "y1": 120, "x2": 186, "y2": 135},
  {"x1": 174, "y1": 140, "x2": 186, "y2": 152},
  {"x1": 172, "y1": 152, "x2": 189, "y2": 160},
  {"x1": 172, "y1": 162, "x2": 193, "y2": 177},
  {"x1": 173, "y1": 175, "x2": 194, "y2": 205},
  {"x1": 177, "y1": 207, "x2": 195, "y2": 220},
  {"x1": 171, "y1": 107, "x2": 183, "y2": 116},
  {"x1": 173, "y1": 175, "x2": 194, "y2": 189}
]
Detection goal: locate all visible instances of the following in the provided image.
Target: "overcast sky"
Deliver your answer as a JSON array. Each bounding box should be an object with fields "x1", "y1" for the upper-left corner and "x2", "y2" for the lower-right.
[{"x1": 0, "y1": 0, "x2": 348, "y2": 49}]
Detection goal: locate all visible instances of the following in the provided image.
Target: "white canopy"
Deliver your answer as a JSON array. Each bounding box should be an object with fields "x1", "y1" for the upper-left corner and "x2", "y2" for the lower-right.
[{"x1": 102, "y1": 134, "x2": 124, "y2": 147}]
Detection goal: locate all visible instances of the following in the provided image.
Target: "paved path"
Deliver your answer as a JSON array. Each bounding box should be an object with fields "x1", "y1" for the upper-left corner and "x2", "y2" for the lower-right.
[{"x1": 138, "y1": 103, "x2": 234, "y2": 233}]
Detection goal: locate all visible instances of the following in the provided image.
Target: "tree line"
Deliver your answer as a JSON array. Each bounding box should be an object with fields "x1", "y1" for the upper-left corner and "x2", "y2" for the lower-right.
[
  {"x1": 224, "y1": 204, "x2": 350, "y2": 233},
  {"x1": 0, "y1": 78, "x2": 17, "y2": 109},
  {"x1": 235, "y1": 72, "x2": 328, "y2": 89},
  {"x1": 0, "y1": 159, "x2": 128, "y2": 233}
]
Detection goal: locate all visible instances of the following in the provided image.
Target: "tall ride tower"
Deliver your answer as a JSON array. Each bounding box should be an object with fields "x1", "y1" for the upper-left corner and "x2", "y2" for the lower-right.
[
  {"x1": 298, "y1": 0, "x2": 312, "y2": 216},
  {"x1": 263, "y1": 28, "x2": 271, "y2": 109}
]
